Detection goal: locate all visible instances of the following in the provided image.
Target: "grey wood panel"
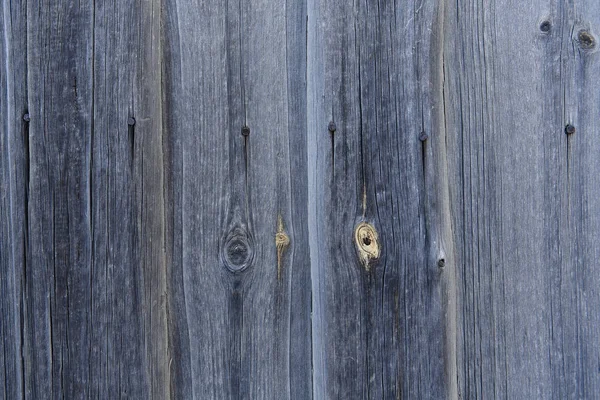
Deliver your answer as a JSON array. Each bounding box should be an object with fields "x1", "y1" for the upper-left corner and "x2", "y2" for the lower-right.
[
  {"x1": 307, "y1": 0, "x2": 456, "y2": 398},
  {"x1": 90, "y1": 0, "x2": 168, "y2": 398},
  {"x1": 0, "y1": 0, "x2": 168, "y2": 398},
  {"x1": 162, "y1": 0, "x2": 311, "y2": 398},
  {"x1": 3, "y1": 0, "x2": 600, "y2": 398},
  {"x1": 444, "y1": 0, "x2": 600, "y2": 398},
  {"x1": 24, "y1": 0, "x2": 95, "y2": 396},
  {"x1": 0, "y1": 0, "x2": 28, "y2": 398}
]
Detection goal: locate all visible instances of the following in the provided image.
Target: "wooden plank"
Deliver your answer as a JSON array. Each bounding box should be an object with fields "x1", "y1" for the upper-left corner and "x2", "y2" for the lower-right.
[
  {"x1": 23, "y1": 0, "x2": 96, "y2": 396},
  {"x1": 444, "y1": 0, "x2": 600, "y2": 398},
  {"x1": 162, "y1": 0, "x2": 311, "y2": 397},
  {"x1": 90, "y1": 0, "x2": 168, "y2": 398},
  {"x1": 0, "y1": 0, "x2": 28, "y2": 398},
  {"x1": 0, "y1": 0, "x2": 167, "y2": 398},
  {"x1": 307, "y1": 0, "x2": 457, "y2": 398}
]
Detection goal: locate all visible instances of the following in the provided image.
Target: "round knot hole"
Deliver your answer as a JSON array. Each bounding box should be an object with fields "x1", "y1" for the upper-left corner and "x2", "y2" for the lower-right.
[
  {"x1": 577, "y1": 30, "x2": 596, "y2": 50},
  {"x1": 354, "y1": 222, "x2": 380, "y2": 271}
]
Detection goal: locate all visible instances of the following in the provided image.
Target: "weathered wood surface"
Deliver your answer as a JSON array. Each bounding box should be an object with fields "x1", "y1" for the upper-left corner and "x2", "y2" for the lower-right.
[
  {"x1": 1, "y1": 0, "x2": 168, "y2": 398},
  {"x1": 162, "y1": 0, "x2": 311, "y2": 398},
  {"x1": 307, "y1": 0, "x2": 456, "y2": 398},
  {"x1": 445, "y1": 1, "x2": 600, "y2": 398},
  {"x1": 2, "y1": 0, "x2": 600, "y2": 399}
]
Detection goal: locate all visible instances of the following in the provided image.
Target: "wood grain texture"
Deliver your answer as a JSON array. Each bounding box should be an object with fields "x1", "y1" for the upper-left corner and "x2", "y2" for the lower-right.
[
  {"x1": 307, "y1": 0, "x2": 456, "y2": 398},
  {"x1": 0, "y1": 0, "x2": 28, "y2": 398},
  {"x1": 0, "y1": 0, "x2": 168, "y2": 398},
  {"x1": 162, "y1": 0, "x2": 311, "y2": 398},
  {"x1": 3, "y1": 0, "x2": 600, "y2": 398},
  {"x1": 444, "y1": 0, "x2": 600, "y2": 398}
]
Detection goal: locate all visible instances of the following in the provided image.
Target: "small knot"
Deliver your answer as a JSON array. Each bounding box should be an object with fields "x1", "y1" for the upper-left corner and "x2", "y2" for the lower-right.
[
  {"x1": 221, "y1": 227, "x2": 254, "y2": 273},
  {"x1": 437, "y1": 258, "x2": 446, "y2": 268},
  {"x1": 577, "y1": 30, "x2": 596, "y2": 50},
  {"x1": 354, "y1": 222, "x2": 380, "y2": 271},
  {"x1": 275, "y1": 215, "x2": 290, "y2": 280}
]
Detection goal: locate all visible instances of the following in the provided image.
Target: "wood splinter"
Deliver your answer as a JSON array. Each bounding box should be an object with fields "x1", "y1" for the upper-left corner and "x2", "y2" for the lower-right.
[
  {"x1": 275, "y1": 215, "x2": 290, "y2": 279},
  {"x1": 354, "y1": 222, "x2": 380, "y2": 271}
]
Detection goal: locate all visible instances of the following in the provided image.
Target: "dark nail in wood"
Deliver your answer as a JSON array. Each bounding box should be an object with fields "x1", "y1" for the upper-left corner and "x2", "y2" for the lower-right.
[
  {"x1": 565, "y1": 124, "x2": 576, "y2": 135},
  {"x1": 22, "y1": 113, "x2": 30, "y2": 122},
  {"x1": 241, "y1": 125, "x2": 250, "y2": 136},
  {"x1": 328, "y1": 121, "x2": 336, "y2": 133},
  {"x1": 419, "y1": 132, "x2": 429, "y2": 142},
  {"x1": 127, "y1": 117, "x2": 136, "y2": 126},
  {"x1": 539, "y1": 20, "x2": 551, "y2": 33}
]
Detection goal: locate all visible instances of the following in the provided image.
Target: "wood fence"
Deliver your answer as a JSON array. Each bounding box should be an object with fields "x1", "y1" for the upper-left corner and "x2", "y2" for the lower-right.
[{"x1": 2, "y1": 0, "x2": 599, "y2": 398}]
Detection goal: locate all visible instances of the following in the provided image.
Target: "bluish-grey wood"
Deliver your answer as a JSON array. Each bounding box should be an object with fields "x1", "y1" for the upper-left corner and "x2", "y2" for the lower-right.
[
  {"x1": 0, "y1": 0, "x2": 168, "y2": 398},
  {"x1": 444, "y1": 0, "x2": 600, "y2": 398},
  {"x1": 90, "y1": 0, "x2": 169, "y2": 397},
  {"x1": 4, "y1": 0, "x2": 600, "y2": 398},
  {"x1": 162, "y1": 0, "x2": 311, "y2": 398},
  {"x1": 0, "y1": 0, "x2": 28, "y2": 398},
  {"x1": 307, "y1": 0, "x2": 456, "y2": 398}
]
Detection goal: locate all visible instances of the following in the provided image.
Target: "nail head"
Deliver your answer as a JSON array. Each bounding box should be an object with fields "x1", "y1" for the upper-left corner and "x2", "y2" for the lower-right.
[
  {"x1": 328, "y1": 121, "x2": 336, "y2": 133},
  {"x1": 23, "y1": 113, "x2": 30, "y2": 122},
  {"x1": 419, "y1": 132, "x2": 428, "y2": 142},
  {"x1": 565, "y1": 124, "x2": 576, "y2": 135},
  {"x1": 539, "y1": 20, "x2": 551, "y2": 33},
  {"x1": 241, "y1": 125, "x2": 250, "y2": 136},
  {"x1": 127, "y1": 117, "x2": 136, "y2": 126}
]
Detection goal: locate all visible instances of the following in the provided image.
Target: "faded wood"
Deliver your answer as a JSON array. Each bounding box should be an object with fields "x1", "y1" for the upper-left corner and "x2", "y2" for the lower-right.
[
  {"x1": 162, "y1": 0, "x2": 311, "y2": 398},
  {"x1": 307, "y1": 0, "x2": 456, "y2": 398},
  {"x1": 1, "y1": 0, "x2": 167, "y2": 398},
  {"x1": 445, "y1": 1, "x2": 600, "y2": 398},
  {"x1": 2, "y1": 0, "x2": 600, "y2": 399}
]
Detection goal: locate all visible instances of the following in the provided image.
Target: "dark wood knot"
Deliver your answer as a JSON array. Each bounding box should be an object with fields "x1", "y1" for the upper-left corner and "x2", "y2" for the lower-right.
[
  {"x1": 577, "y1": 30, "x2": 596, "y2": 50},
  {"x1": 221, "y1": 227, "x2": 254, "y2": 273}
]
